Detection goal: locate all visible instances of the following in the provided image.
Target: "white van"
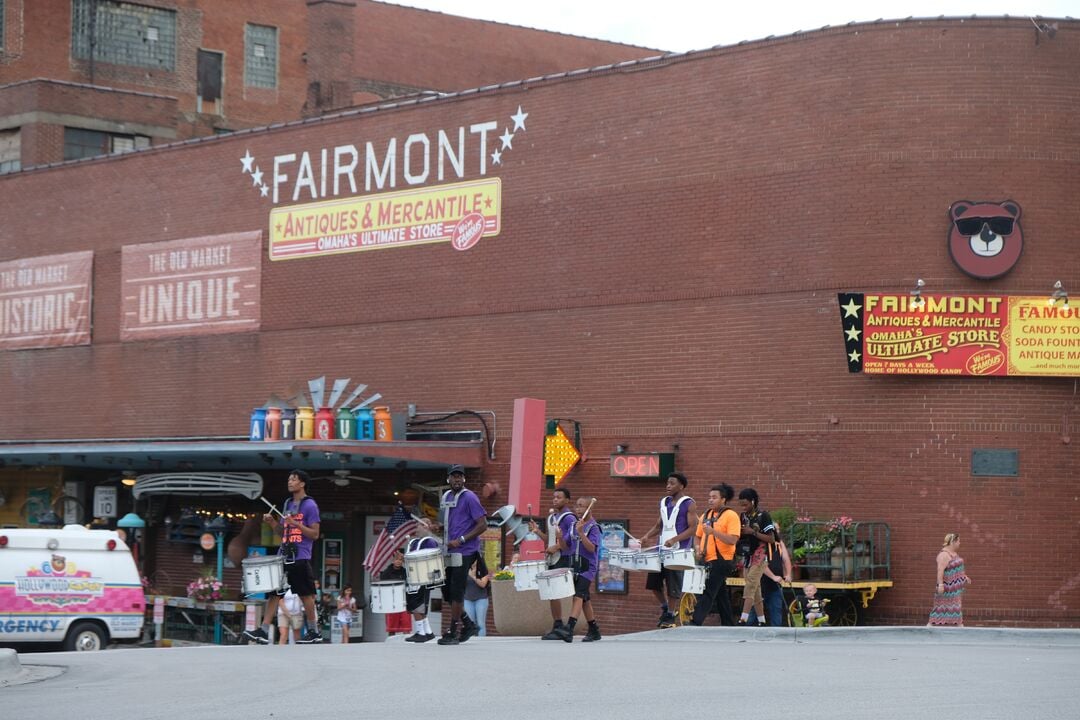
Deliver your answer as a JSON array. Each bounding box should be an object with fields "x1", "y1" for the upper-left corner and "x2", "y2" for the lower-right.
[{"x1": 0, "y1": 525, "x2": 146, "y2": 651}]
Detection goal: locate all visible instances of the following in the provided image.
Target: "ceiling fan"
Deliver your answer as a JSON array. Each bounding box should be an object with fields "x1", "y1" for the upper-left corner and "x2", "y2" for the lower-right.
[{"x1": 314, "y1": 469, "x2": 375, "y2": 487}]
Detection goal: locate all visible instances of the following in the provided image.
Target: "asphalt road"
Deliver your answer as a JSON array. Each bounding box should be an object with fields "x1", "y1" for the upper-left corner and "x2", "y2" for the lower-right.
[{"x1": 4, "y1": 627, "x2": 1079, "y2": 719}]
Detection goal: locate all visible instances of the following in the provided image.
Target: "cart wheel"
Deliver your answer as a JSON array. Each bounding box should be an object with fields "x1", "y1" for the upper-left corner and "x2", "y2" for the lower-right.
[
  {"x1": 678, "y1": 593, "x2": 696, "y2": 625},
  {"x1": 786, "y1": 598, "x2": 805, "y2": 627},
  {"x1": 826, "y1": 594, "x2": 860, "y2": 626}
]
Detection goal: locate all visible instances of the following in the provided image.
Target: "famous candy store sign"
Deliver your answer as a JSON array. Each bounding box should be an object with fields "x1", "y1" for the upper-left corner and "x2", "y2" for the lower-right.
[{"x1": 838, "y1": 293, "x2": 1080, "y2": 377}]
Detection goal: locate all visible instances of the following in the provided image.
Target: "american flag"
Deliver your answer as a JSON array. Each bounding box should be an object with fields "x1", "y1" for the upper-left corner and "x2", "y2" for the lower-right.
[{"x1": 363, "y1": 503, "x2": 420, "y2": 575}]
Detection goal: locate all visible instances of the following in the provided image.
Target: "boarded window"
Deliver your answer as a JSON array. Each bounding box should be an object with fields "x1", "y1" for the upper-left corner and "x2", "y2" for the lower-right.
[
  {"x1": 71, "y1": 0, "x2": 176, "y2": 71},
  {"x1": 245, "y1": 23, "x2": 277, "y2": 88},
  {"x1": 197, "y1": 49, "x2": 223, "y2": 102},
  {"x1": 0, "y1": 128, "x2": 20, "y2": 175},
  {"x1": 64, "y1": 127, "x2": 150, "y2": 161},
  {"x1": 1, "y1": 0, "x2": 6, "y2": 52}
]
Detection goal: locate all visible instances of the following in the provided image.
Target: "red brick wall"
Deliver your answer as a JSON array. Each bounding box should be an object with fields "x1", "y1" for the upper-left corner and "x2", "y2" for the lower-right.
[
  {"x1": 352, "y1": 0, "x2": 660, "y2": 92},
  {"x1": 1, "y1": 18, "x2": 1078, "y2": 630}
]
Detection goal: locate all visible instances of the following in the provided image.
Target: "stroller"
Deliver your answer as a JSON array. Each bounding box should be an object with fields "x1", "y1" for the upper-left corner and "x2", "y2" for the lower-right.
[{"x1": 788, "y1": 592, "x2": 830, "y2": 627}]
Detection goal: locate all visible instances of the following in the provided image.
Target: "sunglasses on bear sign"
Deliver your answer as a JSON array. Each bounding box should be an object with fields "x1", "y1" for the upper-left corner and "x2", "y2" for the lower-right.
[{"x1": 954, "y1": 216, "x2": 1014, "y2": 236}]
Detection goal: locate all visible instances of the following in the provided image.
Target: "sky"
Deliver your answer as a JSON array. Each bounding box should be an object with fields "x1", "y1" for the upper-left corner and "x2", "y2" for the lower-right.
[{"x1": 386, "y1": 0, "x2": 1076, "y2": 52}]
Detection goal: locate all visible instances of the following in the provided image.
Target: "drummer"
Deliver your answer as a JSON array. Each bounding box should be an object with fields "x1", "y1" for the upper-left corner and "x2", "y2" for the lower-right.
[
  {"x1": 528, "y1": 488, "x2": 578, "y2": 640},
  {"x1": 426, "y1": 464, "x2": 487, "y2": 645},
  {"x1": 242, "y1": 469, "x2": 323, "y2": 644},
  {"x1": 402, "y1": 534, "x2": 440, "y2": 643},
  {"x1": 638, "y1": 472, "x2": 698, "y2": 628},
  {"x1": 549, "y1": 495, "x2": 603, "y2": 642}
]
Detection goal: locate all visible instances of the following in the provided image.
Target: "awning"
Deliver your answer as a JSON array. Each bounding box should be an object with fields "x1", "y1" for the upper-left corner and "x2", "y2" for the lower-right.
[
  {"x1": 0, "y1": 438, "x2": 486, "y2": 474},
  {"x1": 132, "y1": 472, "x2": 265, "y2": 500}
]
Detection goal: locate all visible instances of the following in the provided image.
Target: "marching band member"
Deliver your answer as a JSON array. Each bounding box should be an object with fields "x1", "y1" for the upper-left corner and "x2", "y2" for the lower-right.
[
  {"x1": 427, "y1": 465, "x2": 487, "y2": 645},
  {"x1": 529, "y1": 487, "x2": 578, "y2": 640},
  {"x1": 243, "y1": 470, "x2": 323, "y2": 644},
  {"x1": 547, "y1": 495, "x2": 603, "y2": 642},
  {"x1": 639, "y1": 472, "x2": 698, "y2": 628},
  {"x1": 691, "y1": 483, "x2": 740, "y2": 626}
]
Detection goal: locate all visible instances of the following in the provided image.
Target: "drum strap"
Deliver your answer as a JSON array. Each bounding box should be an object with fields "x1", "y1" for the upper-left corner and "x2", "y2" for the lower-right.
[{"x1": 660, "y1": 495, "x2": 692, "y2": 544}]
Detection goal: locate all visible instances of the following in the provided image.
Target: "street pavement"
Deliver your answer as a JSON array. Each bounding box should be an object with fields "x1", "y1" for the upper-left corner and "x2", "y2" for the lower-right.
[{"x1": 3, "y1": 627, "x2": 1079, "y2": 719}]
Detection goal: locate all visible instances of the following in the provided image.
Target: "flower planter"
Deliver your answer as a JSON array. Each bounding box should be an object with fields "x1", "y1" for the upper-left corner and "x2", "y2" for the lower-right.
[{"x1": 491, "y1": 578, "x2": 569, "y2": 636}]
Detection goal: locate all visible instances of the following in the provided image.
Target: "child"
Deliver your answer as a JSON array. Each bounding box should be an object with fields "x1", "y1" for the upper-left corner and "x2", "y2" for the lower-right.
[
  {"x1": 336, "y1": 584, "x2": 357, "y2": 643},
  {"x1": 801, "y1": 584, "x2": 829, "y2": 627},
  {"x1": 276, "y1": 588, "x2": 303, "y2": 644}
]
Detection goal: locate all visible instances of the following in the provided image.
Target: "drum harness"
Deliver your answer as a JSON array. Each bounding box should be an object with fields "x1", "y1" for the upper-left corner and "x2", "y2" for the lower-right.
[
  {"x1": 280, "y1": 495, "x2": 316, "y2": 565},
  {"x1": 547, "y1": 510, "x2": 575, "y2": 568}
]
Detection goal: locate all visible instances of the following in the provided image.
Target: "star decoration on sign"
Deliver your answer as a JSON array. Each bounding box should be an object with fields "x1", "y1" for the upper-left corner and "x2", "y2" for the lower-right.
[
  {"x1": 499, "y1": 128, "x2": 514, "y2": 150},
  {"x1": 837, "y1": 293, "x2": 865, "y2": 374},
  {"x1": 511, "y1": 106, "x2": 528, "y2": 132},
  {"x1": 239, "y1": 148, "x2": 269, "y2": 199},
  {"x1": 485, "y1": 107, "x2": 529, "y2": 170}
]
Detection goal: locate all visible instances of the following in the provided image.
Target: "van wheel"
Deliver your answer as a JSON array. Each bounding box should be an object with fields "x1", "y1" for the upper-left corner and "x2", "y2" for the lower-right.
[{"x1": 64, "y1": 622, "x2": 107, "y2": 651}]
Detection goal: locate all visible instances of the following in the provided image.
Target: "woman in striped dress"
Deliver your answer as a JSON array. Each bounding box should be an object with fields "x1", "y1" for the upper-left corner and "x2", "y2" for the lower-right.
[{"x1": 928, "y1": 533, "x2": 971, "y2": 626}]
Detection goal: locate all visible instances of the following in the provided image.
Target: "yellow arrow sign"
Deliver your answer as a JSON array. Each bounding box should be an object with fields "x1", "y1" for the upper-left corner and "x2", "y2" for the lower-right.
[{"x1": 543, "y1": 424, "x2": 581, "y2": 485}]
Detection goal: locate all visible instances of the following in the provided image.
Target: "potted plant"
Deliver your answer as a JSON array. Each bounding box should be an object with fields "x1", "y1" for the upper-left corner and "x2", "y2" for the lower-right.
[
  {"x1": 186, "y1": 571, "x2": 227, "y2": 604},
  {"x1": 490, "y1": 566, "x2": 570, "y2": 635}
]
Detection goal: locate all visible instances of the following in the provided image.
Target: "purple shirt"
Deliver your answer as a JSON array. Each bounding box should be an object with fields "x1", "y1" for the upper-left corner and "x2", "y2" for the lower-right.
[
  {"x1": 553, "y1": 511, "x2": 578, "y2": 558},
  {"x1": 280, "y1": 495, "x2": 319, "y2": 560},
  {"x1": 570, "y1": 520, "x2": 603, "y2": 581},
  {"x1": 443, "y1": 489, "x2": 486, "y2": 556}
]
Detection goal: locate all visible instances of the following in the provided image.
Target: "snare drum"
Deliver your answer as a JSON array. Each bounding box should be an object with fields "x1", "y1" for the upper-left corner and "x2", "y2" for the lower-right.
[
  {"x1": 404, "y1": 547, "x2": 446, "y2": 587},
  {"x1": 681, "y1": 566, "x2": 707, "y2": 594},
  {"x1": 662, "y1": 546, "x2": 697, "y2": 570},
  {"x1": 633, "y1": 546, "x2": 662, "y2": 573},
  {"x1": 512, "y1": 560, "x2": 547, "y2": 591},
  {"x1": 369, "y1": 581, "x2": 407, "y2": 613},
  {"x1": 535, "y1": 568, "x2": 575, "y2": 600},
  {"x1": 241, "y1": 554, "x2": 285, "y2": 595},
  {"x1": 613, "y1": 548, "x2": 635, "y2": 569}
]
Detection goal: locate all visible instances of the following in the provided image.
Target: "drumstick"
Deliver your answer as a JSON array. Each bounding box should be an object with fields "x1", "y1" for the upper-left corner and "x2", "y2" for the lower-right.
[
  {"x1": 259, "y1": 496, "x2": 287, "y2": 519},
  {"x1": 580, "y1": 497, "x2": 598, "y2": 522}
]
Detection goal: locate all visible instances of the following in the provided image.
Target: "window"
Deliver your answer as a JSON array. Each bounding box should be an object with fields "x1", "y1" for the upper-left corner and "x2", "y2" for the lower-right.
[
  {"x1": 63, "y1": 127, "x2": 150, "y2": 161},
  {"x1": 0, "y1": 128, "x2": 20, "y2": 175},
  {"x1": 245, "y1": 23, "x2": 278, "y2": 88},
  {"x1": 71, "y1": 0, "x2": 176, "y2": 71}
]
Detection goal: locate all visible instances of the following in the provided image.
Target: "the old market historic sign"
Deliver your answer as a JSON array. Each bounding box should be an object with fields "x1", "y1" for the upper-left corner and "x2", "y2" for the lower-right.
[{"x1": 838, "y1": 293, "x2": 1080, "y2": 377}]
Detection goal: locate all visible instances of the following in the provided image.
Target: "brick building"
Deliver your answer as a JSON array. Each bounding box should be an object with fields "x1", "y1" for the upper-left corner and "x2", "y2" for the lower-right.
[
  {"x1": 0, "y1": 0, "x2": 655, "y2": 171},
  {"x1": 1, "y1": 16, "x2": 1078, "y2": 637}
]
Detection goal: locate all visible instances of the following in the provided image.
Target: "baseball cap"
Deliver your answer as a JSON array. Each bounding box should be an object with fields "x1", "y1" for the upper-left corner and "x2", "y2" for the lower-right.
[{"x1": 447, "y1": 464, "x2": 466, "y2": 477}]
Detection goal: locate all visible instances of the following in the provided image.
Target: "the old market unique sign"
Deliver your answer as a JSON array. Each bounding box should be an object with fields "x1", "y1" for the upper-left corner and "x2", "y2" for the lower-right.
[
  {"x1": 0, "y1": 251, "x2": 93, "y2": 350},
  {"x1": 268, "y1": 178, "x2": 501, "y2": 260},
  {"x1": 838, "y1": 293, "x2": 1080, "y2": 377},
  {"x1": 120, "y1": 232, "x2": 261, "y2": 341}
]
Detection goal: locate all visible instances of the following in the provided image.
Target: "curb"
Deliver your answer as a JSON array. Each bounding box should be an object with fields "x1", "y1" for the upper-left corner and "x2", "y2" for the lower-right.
[
  {"x1": 610, "y1": 625, "x2": 1080, "y2": 645},
  {"x1": 0, "y1": 648, "x2": 21, "y2": 681}
]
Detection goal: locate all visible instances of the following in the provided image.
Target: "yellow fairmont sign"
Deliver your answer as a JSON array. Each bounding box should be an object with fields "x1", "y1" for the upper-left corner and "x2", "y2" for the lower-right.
[
  {"x1": 543, "y1": 424, "x2": 581, "y2": 486},
  {"x1": 268, "y1": 178, "x2": 502, "y2": 260}
]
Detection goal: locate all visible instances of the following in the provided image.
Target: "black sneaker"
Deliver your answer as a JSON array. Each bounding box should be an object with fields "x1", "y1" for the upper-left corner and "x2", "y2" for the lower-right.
[
  {"x1": 298, "y1": 628, "x2": 323, "y2": 644},
  {"x1": 458, "y1": 620, "x2": 479, "y2": 643},
  {"x1": 405, "y1": 632, "x2": 424, "y2": 643},
  {"x1": 541, "y1": 622, "x2": 565, "y2": 640},
  {"x1": 582, "y1": 626, "x2": 601, "y2": 642},
  {"x1": 658, "y1": 612, "x2": 677, "y2": 628},
  {"x1": 437, "y1": 630, "x2": 460, "y2": 646},
  {"x1": 243, "y1": 627, "x2": 270, "y2": 645},
  {"x1": 417, "y1": 633, "x2": 436, "y2": 643},
  {"x1": 560, "y1": 626, "x2": 573, "y2": 643}
]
